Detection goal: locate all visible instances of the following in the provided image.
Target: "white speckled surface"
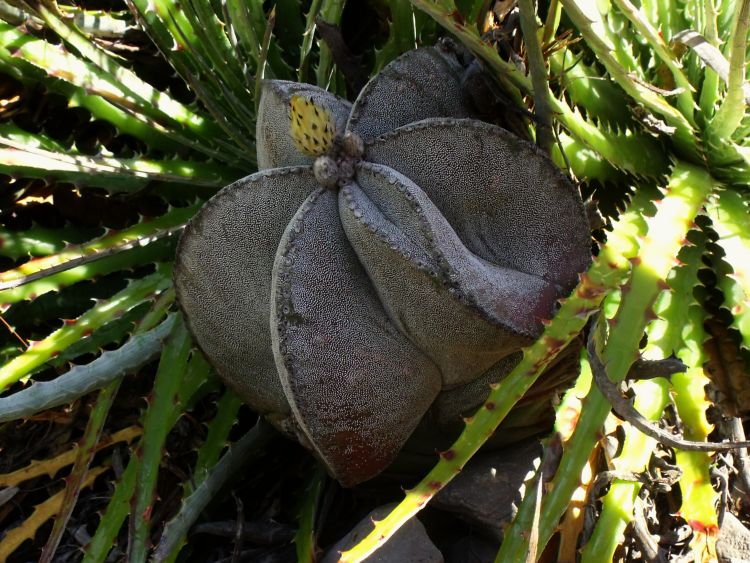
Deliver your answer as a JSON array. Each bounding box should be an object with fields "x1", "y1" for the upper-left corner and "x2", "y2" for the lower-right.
[
  {"x1": 270, "y1": 189, "x2": 441, "y2": 486},
  {"x1": 347, "y1": 46, "x2": 471, "y2": 141},
  {"x1": 367, "y1": 119, "x2": 591, "y2": 289},
  {"x1": 174, "y1": 167, "x2": 317, "y2": 417}
]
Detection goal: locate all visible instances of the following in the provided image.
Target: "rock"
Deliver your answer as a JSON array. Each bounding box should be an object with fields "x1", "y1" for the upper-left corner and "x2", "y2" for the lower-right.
[
  {"x1": 718, "y1": 512, "x2": 750, "y2": 563},
  {"x1": 441, "y1": 534, "x2": 500, "y2": 563},
  {"x1": 432, "y1": 439, "x2": 542, "y2": 541},
  {"x1": 321, "y1": 503, "x2": 443, "y2": 562}
]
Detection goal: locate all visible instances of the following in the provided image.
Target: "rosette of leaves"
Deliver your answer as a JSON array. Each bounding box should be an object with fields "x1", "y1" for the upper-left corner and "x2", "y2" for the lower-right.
[{"x1": 174, "y1": 46, "x2": 591, "y2": 486}]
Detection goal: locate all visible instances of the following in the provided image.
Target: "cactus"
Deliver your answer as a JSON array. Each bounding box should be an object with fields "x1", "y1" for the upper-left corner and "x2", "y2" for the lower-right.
[{"x1": 174, "y1": 45, "x2": 592, "y2": 487}]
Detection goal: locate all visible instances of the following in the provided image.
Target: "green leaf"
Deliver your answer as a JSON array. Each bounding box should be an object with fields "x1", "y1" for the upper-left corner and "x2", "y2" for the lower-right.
[{"x1": 0, "y1": 269, "x2": 171, "y2": 391}]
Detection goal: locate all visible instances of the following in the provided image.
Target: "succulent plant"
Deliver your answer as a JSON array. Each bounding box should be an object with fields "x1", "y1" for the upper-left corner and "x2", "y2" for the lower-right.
[{"x1": 174, "y1": 45, "x2": 591, "y2": 486}]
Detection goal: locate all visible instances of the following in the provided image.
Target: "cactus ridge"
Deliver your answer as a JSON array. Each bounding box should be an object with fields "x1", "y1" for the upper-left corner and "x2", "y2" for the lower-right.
[
  {"x1": 270, "y1": 188, "x2": 442, "y2": 486},
  {"x1": 347, "y1": 46, "x2": 472, "y2": 141},
  {"x1": 174, "y1": 165, "x2": 317, "y2": 419}
]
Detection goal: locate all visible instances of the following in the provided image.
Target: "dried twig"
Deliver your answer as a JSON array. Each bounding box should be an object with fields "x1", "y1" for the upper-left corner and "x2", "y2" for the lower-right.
[
  {"x1": 628, "y1": 357, "x2": 687, "y2": 381},
  {"x1": 589, "y1": 331, "x2": 750, "y2": 451},
  {"x1": 630, "y1": 495, "x2": 665, "y2": 563},
  {"x1": 315, "y1": 18, "x2": 368, "y2": 96},
  {"x1": 724, "y1": 417, "x2": 750, "y2": 499},
  {"x1": 231, "y1": 493, "x2": 245, "y2": 563}
]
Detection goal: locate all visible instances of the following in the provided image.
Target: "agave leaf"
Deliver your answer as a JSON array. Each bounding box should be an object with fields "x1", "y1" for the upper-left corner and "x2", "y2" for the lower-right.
[
  {"x1": 296, "y1": 464, "x2": 327, "y2": 563},
  {"x1": 82, "y1": 346, "x2": 216, "y2": 562},
  {"x1": 0, "y1": 20, "x2": 241, "y2": 163},
  {"x1": 40, "y1": 377, "x2": 123, "y2": 563},
  {"x1": 0, "y1": 268, "x2": 171, "y2": 391},
  {"x1": 548, "y1": 49, "x2": 633, "y2": 129},
  {"x1": 645, "y1": 231, "x2": 719, "y2": 560},
  {"x1": 155, "y1": 0, "x2": 260, "y2": 152},
  {"x1": 706, "y1": 0, "x2": 750, "y2": 140},
  {"x1": 374, "y1": 0, "x2": 419, "y2": 72},
  {"x1": 551, "y1": 133, "x2": 625, "y2": 182},
  {"x1": 128, "y1": 0, "x2": 259, "y2": 152},
  {"x1": 498, "y1": 161, "x2": 714, "y2": 561},
  {"x1": 172, "y1": 0, "x2": 249, "y2": 97},
  {"x1": 611, "y1": 0, "x2": 695, "y2": 123},
  {"x1": 314, "y1": 0, "x2": 347, "y2": 91},
  {"x1": 0, "y1": 2, "x2": 137, "y2": 38},
  {"x1": 0, "y1": 426, "x2": 140, "y2": 485},
  {"x1": 0, "y1": 142, "x2": 233, "y2": 191},
  {"x1": 0, "y1": 237, "x2": 174, "y2": 307},
  {"x1": 127, "y1": 319, "x2": 196, "y2": 562},
  {"x1": 266, "y1": 0, "x2": 305, "y2": 63},
  {"x1": 558, "y1": 104, "x2": 668, "y2": 177},
  {"x1": 0, "y1": 224, "x2": 99, "y2": 261},
  {"x1": 0, "y1": 203, "x2": 201, "y2": 288},
  {"x1": 647, "y1": 230, "x2": 708, "y2": 358},
  {"x1": 46, "y1": 302, "x2": 150, "y2": 368},
  {"x1": 187, "y1": 389, "x2": 244, "y2": 496},
  {"x1": 298, "y1": 0, "x2": 322, "y2": 83},
  {"x1": 48, "y1": 287, "x2": 175, "y2": 369},
  {"x1": 560, "y1": 0, "x2": 700, "y2": 159},
  {"x1": 582, "y1": 233, "x2": 715, "y2": 561},
  {"x1": 518, "y1": 0, "x2": 554, "y2": 152},
  {"x1": 707, "y1": 189, "x2": 750, "y2": 349},
  {"x1": 33, "y1": 2, "x2": 222, "y2": 139},
  {"x1": 226, "y1": 0, "x2": 292, "y2": 80},
  {"x1": 580, "y1": 377, "x2": 671, "y2": 562},
  {"x1": 154, "y1": 388, "x2": 243, "y2": 559},
  {"x1": 553, "y1": 354, "x2": 596, "y2": 561},
  {"x1": 152, "y1": 421, "x2": 276, "y2": 562},
  {"x1": 0, "y1": 29, "x2": 181, "y2": 152},
  {"x1": 82, "y1": 456, "x2": 137, "y2": 562}
]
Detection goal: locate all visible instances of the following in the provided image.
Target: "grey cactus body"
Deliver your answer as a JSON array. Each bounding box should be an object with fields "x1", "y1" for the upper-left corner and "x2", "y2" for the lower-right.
[{"x1": 174, "y1": 46, "x2": 592, "y2": 486}]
